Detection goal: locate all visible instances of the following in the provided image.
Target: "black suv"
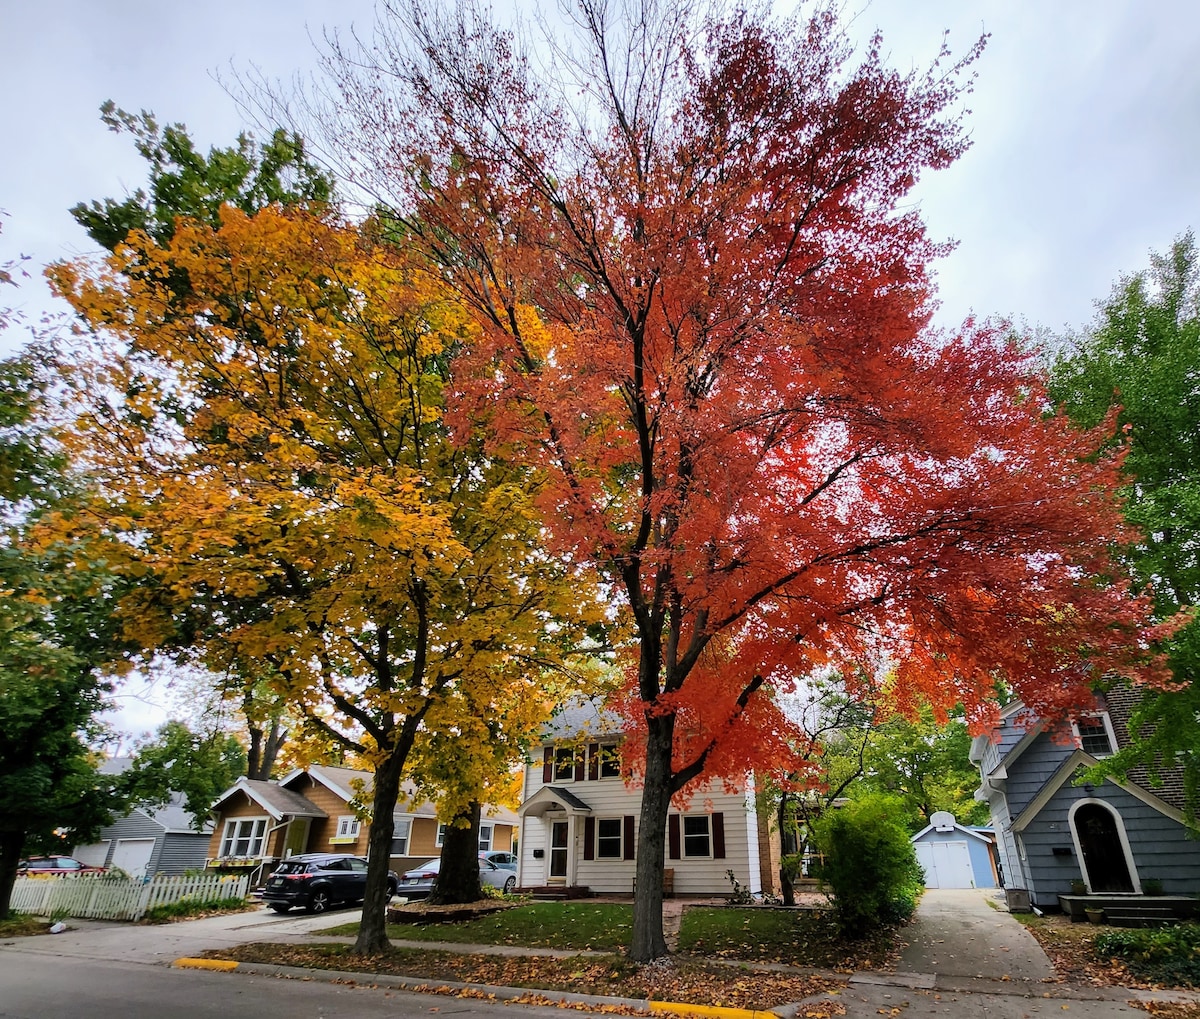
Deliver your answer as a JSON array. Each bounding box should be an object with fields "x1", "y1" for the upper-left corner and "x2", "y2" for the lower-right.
[{"x1": 262, "y1": 853, "x2": 399, "y2": 914}]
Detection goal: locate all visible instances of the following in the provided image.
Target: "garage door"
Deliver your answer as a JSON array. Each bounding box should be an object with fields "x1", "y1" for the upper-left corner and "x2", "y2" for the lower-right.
[
  {"x1": 72, "y1": 841, "x2": 111, "y2": 868},
  {"x1": 111, "y1": 838, "x2": 156, "y2": 877},
  {"x1": 915, "y1": 840, "x2": 974, "y2": 888}
]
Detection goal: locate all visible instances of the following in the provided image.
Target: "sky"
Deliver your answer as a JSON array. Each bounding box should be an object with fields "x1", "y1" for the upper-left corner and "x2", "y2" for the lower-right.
[{"x1": 3, "y1": 0, "x2": 1200, "y2": 736}]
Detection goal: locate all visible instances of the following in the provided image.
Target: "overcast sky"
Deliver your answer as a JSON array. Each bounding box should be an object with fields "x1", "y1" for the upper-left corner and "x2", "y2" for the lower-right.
[{"x1": 3, "y1": 0, "x2": 1199, "y2": 736}]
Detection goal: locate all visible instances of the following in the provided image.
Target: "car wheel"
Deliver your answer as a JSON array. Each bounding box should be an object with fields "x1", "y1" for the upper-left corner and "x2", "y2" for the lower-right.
[
  {"x1": 308, "y1": 889, "x2": 331, "y2": 914},
  {"x1": 269, "y1": 904, "x2": 291, "y2": 914},
  {"x1": 503, "y1": 876, "x2": 516, "y2": 894}
]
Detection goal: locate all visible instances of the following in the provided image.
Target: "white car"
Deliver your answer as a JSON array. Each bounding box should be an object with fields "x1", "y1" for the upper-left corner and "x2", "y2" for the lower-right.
[{"x1": 399, "y1": 856, "x2": 516, "y2": 899}]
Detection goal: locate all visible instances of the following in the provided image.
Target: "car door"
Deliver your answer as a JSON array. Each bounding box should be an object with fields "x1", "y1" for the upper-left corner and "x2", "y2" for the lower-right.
[
  {"x1": 320, "y1": 858, "x2": 350, "y2": 900},
  {"x1": 346, "y1": 857, "x2": 369, "y2": 900}
]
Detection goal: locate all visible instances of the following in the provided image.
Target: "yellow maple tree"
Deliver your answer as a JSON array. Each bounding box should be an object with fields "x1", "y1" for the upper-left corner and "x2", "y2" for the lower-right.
[{"x1": 47, "y1": 205, "x2": 598, "y2": 950}]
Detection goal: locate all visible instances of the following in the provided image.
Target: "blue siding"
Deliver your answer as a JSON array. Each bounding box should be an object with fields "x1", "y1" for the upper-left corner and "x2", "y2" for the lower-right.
[
  {"x1": 1021, "y1": 780, "x2": 1200, "y2": 908},
  {"x1": 912, "y1": 828, "x2": 997, "y2": 888}
]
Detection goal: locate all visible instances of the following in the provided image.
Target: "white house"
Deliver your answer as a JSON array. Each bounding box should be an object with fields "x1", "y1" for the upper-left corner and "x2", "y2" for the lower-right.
[{"x1": 516, "y1": 698, "x2": 779, "y2": 897}]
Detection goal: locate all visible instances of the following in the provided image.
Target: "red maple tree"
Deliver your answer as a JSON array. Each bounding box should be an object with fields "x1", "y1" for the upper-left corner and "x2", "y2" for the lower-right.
[{"x1": 309, "y1": 0, "x2": 1170, "y2": 959}]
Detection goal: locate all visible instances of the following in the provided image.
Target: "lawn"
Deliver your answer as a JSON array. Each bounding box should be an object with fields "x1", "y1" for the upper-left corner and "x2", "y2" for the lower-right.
[
  {"x1": 324, "y1": 901, "x2": 633, "y2": 950},
  {"x1": 0, "y1": 913, "x2": 56, "y2": 937}
]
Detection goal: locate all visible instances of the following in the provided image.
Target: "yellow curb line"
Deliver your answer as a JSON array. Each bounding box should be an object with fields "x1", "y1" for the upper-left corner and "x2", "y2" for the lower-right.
[
  {"x1": 649, "y1": 1003, "x2": 778, "y2": 1019},
  {"x1": 173, "y1": 958, "x2": 240, "y2": 972}
]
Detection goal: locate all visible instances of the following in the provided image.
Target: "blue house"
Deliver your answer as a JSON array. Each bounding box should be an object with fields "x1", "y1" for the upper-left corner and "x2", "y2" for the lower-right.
[
  {"x1": 910, "y1": 811, "x2": 998, "y2": 889},
  {"x1": 970, "y1": 689, "x2": 1200, "y2": 912}
]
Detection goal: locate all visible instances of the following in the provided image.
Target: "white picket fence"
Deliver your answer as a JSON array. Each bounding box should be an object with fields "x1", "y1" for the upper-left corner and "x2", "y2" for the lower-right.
[{"x1": 10, "y1": 872, "x2": 251, "y2": 921}]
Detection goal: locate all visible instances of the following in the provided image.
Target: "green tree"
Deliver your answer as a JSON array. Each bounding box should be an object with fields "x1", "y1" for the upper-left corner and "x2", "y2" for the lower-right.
[
  {"x1": 857, "y1": 707, "x2": 991, "y2": 832},
  {"x1": 0, "y1": 337, "x2": 131, "y2": 916},
  {"x1": 1048, "y1": 233, "x2": 1200, "y2": 810},
  {"x1": 121, "y1": 720, "x2": 247, "y2": 830}
]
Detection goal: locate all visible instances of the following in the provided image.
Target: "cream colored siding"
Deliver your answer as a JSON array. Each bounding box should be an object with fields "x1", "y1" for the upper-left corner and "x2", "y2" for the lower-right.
[{"x1": 519, "y1": 744, "x2": 759, "y2": 895}]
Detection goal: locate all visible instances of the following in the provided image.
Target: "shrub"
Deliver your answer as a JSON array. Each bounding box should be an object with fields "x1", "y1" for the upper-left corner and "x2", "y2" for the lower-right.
[
  {"x1": 811, "y1": 794, "x2": 924, "y2": 937},
  {"x1": 1094, "y1": 924, "x2": 1200, "y2": 987},
  {"x1": 141, "y1": 896, "x2": 249, "y2": 923}
]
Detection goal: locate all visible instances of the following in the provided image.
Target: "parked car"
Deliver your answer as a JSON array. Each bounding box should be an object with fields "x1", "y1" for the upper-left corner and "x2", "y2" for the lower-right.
[
  {"x1": 480, "y1": 851, "x2": 517, "y2": 871},
  {"x1": 399, "y1": 856, "x2": 516, "y2": 899},
  {"x1": 262, "y1": 853, "x2": 399, "y2": 914},
  {"x1": 18, "y1": 856, "x2": 105, "y2": 876}
]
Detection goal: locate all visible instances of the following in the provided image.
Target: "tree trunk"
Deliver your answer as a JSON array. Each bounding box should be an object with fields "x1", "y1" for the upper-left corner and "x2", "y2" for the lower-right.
[
  {"x1": 778, "y1": 793, "x2": 797, "y2": 907},
  {"x1": 0, "y1": 830, "x2": 24, "y2": 919},
  {"x1": 353, "y1": 750, "x2": 404, "y2": 954},
  {"x1": 429, "y1": 802, "x2": 482, "y2": 904},
  {"x1": 630, "y1": 713, "x2": 674, "y2": 962}
]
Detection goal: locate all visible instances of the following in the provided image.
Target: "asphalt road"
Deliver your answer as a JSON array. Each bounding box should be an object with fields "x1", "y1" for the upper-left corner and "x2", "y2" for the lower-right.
[{"x1": 0, "y1": 951, "x2": 590, "y2": 1019}]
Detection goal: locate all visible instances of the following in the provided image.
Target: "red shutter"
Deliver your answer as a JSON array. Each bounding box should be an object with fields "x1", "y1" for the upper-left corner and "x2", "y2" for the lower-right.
[
  {"x1": 542, "y1": 747, "x2": 553, "y2": 784},
  {"x1": 588, "y1": 743, "x2": 600, "y2": 780},
  {"x1": 668, "y1": 813, "x2": 681, "y2": 860},
  {"x1": 574, "y1": 750, "x2": 586, "y2": 782},
  {"x1": 584, "y1": 816, "x2": 595, "y2": 860},
  {"x1": 712, "y1": 812, "x2": 726, "y2": 859},
  {"x1": 623, "y1": 816, "x2": 635, "y2": 860}
]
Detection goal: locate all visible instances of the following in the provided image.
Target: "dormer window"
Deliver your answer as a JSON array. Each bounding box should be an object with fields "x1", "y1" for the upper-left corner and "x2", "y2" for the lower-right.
[{"x1": 1074, "y1": 714, "x2": 1115, "y2": 757}]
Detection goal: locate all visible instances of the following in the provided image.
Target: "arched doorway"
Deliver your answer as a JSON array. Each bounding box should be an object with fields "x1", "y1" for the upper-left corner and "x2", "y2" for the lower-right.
[{"x1": 1072, "y1": 802, "x2": 1134, "y2": 893}]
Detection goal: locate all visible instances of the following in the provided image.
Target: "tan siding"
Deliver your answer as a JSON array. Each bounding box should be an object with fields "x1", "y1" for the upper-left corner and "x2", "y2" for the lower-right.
[
  {"x1": 209, "y1": 792, "x2": 271, "y2": 857},
  {"x1": 287, "y1": 776, "x2": 371, "y2": 854},
  {"x1": 408, "y1": 816, "x2": 441, "y2": 858}
]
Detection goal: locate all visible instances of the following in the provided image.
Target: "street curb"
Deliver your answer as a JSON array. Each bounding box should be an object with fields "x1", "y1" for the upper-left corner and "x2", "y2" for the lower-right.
[
  {"x1": 185, "y1": 959, "x2": 791, "y2": 1018},
  {"x1": 173, "y1": 958, "x2": 240, "y2": 972}
]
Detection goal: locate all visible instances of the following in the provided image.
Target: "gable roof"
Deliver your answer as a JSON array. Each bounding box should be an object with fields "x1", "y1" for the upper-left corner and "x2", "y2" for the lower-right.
[
  {"x1": 1011, "y1": 749, "x2": 1187, "y2": 833},
  {"x1": 910, "y1": 810, "x2": 993, "y2": 845},
  {"x1": 210, "y1": 777, "x2": 328, "y2": 821},
  {"x1": 541, "y1": 696, "x2": 624, "y2": 742},
  {"x1": 277, "y1": 765, "x2": 519, "y2": 826},
  {"x1": 519, "y1": 784, "x2": 594, "y2": 817}
]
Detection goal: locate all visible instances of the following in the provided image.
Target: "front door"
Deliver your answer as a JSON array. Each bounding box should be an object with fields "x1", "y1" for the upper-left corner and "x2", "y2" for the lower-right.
[
  {"x1": 1075, "y1": 803, "x2": 1134, "y2": 893},
  {"x1": 549, "y1": 821, "x2": 569, "y2": 882}
]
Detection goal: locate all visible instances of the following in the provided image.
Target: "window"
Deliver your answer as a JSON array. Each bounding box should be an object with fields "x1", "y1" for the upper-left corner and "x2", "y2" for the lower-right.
[
  {"x1": 1074, "y1": 715, "x2": 1115, "y2": 757},
  {"x1": 596, "y1": 744, "x2": 621, "y2": 779},
  {"x1": 436, "y1": 823, "x2": 447, "y2": 847},
  {"x1": 333, "y1": 816, "x2": 361, "y2": 841},
  {"x1": 220, "y1": 817, "x2": 268, "y2": 858},
  {"x1": 596, "y1": 818, "x2": 623, "y2": 859},
  {"x1": 683, "y1": 815, "x2": 711, "y2": 858},
  {"x1": 391, "y1": 817, "x2": 412, "y2": 855},
  {"x1": 479, "y1": 824, "x2": 493, "y2": 852},
  {"x1": 554, "y1": 745, "x2": 577, "y2": 781}
]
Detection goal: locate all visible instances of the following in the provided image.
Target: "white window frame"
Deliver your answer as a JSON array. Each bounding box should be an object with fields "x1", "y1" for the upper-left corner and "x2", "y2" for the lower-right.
[
  {"x1": 1072, "y1": 713, "x2": 1117, "y2": 758},
  {"x1": 554, "y1": 744, "x2": 578, "y2": 782},
  {"x1": 596, "y1": 817, "x2": 623, "y2": 859},
  {"x1": 220, "y1": 816, "x2": 269, "y2": 858},
  {"x1": 436, "y1": 822, "x2": 447, "y2": 848},
  {"x1": 479, "y1": 823, "x2": 494, "y2": 852},
  {"x1": 596, "y1": 743, "x2": 621, "y2": 779},
  {"x1": 682, "y1": 814, "x2": 712, "y2": 859},
  {"x1": 391, "y1": 817, "x2": 412, "y2": 856},
  {"x1": 333, "y1": 815, "x2": 361, "y2": 842}
]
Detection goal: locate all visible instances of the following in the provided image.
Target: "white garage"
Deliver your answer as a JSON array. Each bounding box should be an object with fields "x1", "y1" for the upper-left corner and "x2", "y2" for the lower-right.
[
  {"x1": 911, "y1": 811, "x2": 998, "y2": 889},
  {"x1": 111, "y1": 838, "x2": 156, "y2": 877}
]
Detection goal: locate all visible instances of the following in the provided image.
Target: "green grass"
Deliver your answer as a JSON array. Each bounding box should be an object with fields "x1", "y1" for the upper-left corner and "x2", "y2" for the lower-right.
[
  {"x1": 0, "y1": 913, "x2": 55, "y2": 937},
  {"x1": 323, "y1": 902, "x2": 634, "y2": 950}
]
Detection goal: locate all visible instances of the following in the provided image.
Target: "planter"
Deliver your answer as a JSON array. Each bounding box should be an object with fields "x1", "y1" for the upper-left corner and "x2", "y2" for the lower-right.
[{"x1": 1085, "y1": 908, "x2": 1106, "y2": 924}]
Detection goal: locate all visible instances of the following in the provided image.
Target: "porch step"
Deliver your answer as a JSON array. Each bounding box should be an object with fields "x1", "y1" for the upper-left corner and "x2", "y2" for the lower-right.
[{"x1": 1104, "y1": 904, "x2": 1178, "y2": 928}]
